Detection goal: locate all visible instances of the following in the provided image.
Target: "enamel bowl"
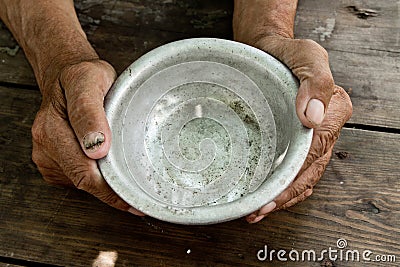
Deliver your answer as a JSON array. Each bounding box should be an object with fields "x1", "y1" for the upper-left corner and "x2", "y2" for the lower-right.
[{"x1": 98, "y1": 38, "x2": 312, "y2": 225}]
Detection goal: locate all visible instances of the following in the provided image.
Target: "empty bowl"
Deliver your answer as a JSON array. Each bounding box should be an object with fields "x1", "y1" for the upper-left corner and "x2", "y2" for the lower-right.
[{"x1": 98, "y1": 38, "x2": 312, "y2": 224}]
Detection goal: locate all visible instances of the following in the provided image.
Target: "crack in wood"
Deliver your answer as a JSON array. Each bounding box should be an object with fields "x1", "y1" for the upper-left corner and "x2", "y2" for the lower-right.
[
  {"x1": 367, "y1": 201, "x2": 380, "y2": 214},
  {"x1": 346, "y1": 5, "x2": 378, "y2": 19},
  {"x1": 344, "y1": 123, "x2": 400, "y2": 134},
  {"x1": 334, "y1": 151, "x2": 351, "y2": 160}
]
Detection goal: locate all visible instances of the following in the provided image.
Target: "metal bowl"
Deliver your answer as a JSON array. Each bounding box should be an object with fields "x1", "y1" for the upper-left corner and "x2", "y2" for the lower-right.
[{"x1": 98, "y1": 38, "x2": 312, "y2": 225}]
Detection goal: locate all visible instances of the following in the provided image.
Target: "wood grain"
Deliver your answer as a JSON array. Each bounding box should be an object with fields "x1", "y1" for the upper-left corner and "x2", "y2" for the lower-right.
[
  {"x1": 0, "y1": 0, "x2": 399, "y2": 129},
  {"x1": 0, "y1": 86, "x2": 398, "y2": 266}
]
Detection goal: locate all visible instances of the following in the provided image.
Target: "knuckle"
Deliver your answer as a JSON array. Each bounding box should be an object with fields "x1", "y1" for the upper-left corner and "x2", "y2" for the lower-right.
[
  {"x1": 67, "y1": 161, "x2": 101, "y2": 192},
  {"x1": 300, "y1": 39, "x2": 329, "y2": 59},
  {"x1": 72, "y1": 170, "x2": 93, "y2": 191},
  {"x1": 61, "y1": 61, "x2": 94, "y2": 83},
  {"x1": 31, "y1": 110, "x2": 48, "y2": 145},
  {"x1": 334, "y1": 86, "x2": 353, "y2": 119},
  {"x1": 61, "y1": 60, "x2": 116, "y2": 94}
]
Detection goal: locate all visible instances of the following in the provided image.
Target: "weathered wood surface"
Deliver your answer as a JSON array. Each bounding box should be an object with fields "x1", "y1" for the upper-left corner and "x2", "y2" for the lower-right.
[
  {"x1": 0, "y1": 0, "x2": 399, "y2": 266},
  {"x1": 0, "y1": 86, "x2": 399, "y2": 266},
  {"x1": 0, "y1": 264, "x2": 25, "y2": 267},
  {"x1": 0, "y1": 0, "x2": 399, "y2": 129}
]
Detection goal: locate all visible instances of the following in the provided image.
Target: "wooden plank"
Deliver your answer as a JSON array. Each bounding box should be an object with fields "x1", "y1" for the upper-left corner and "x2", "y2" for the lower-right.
[
  {"x1": 0, "y1": 86, "x2": 399, "y2": 266},
  {"x1": 74, "y1": 0, "x2": 234, "y2": 75},
  {"x1": 1, "y1": 0, "x2": 399, "y2": 129},
  {"x1": 0, "y1": 23, "x2": 36, "y2": 87}
]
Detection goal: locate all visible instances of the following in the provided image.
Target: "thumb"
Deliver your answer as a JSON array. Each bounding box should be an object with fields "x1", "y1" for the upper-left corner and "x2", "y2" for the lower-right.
[
  {"x1": 292, "y1": 40, "x2": 334, "y2": 128},
  {"x1": 256, "y1": 37, "x2": 334, "y2": 128},
  {"x1": 61, "y1": 60, "x2": 116, "y2": 159}
]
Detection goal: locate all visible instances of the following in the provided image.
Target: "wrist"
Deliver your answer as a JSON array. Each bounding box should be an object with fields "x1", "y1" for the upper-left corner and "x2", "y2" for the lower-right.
[
  {"x1": 0, "y1": 0, "x2": 99, "y2": 88},
  {"x1": 22, "y1": 12, "x2": 98, "y2": 89},
  {"x1": 233, "y1": 0, "x2": 298, "y2": 46},
  {"x1": 35, "y1": 35, "x2": 99, "y2": 90}
]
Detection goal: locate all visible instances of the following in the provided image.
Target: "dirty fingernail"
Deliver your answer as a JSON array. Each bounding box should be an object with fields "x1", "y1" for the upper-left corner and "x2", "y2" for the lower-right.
[
  {"x1": 304, "y1": 188, "x2": 313, "y2": 197},
  {"x1": 258, "y1": 201, "x2": 277, "y2": 216},
  {"x1": 306, "y1": 99, "x2": 325, "y2": 126},
  {"x1": 83, "y1": 132, "x2": 105, "y2": 151},
  {"x1": 128, "y1": 207, "x2": 145, "y2": 216},
  {"x1": 249, "y1": 215, "x2": 265, "y2": 224}
]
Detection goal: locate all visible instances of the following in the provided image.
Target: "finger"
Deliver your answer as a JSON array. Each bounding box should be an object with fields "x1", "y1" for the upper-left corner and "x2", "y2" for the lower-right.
[
  {"x1": 246, "y1": 201, "x2": 276, "y2": 224},
  {"x1": 288, "y1": 39, "x2": 334, "y2": 128},
  {"x1": 274, "y1": 145, "x2": 333, "y2": 210},
  {"x1": 42, "y1": 113, "x2": 143, "y2": 215},
  {"x1": 60, "y1": 60, "x2": 117, "y2": 159},
  {"x1": 256, "y1": 37, "x2": 334, "y2": 128},
  {"x1": 247, "y1": 214, "x2": 265, "y2": 224},
  {"x1": 279, "y1": 188, "x2": 313, "y2": 210}
]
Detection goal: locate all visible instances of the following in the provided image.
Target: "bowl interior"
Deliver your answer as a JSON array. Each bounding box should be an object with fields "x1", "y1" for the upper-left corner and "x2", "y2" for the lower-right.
[{"x1": 98, "y1": 38, "x2": 312, "y2": 224}]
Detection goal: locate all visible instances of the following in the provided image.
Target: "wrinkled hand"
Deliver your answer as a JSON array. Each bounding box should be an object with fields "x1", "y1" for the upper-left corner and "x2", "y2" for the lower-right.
[
  {"x1": 256, "y1": 36, "x2": 336, "y2": 128},
  {"x1": 247, "y1": 85, "x2": 352, "y2": 223},
  {"x1": 246, "y1": 37, "x2": 353, "y2": 223},
  {"x1": 31, "y1": 59, "x2": 143, "y2": 216}
]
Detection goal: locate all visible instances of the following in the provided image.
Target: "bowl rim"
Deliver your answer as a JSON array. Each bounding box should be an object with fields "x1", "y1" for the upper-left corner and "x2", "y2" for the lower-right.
[{"x1": 98, "y1": 38, "x2": 313, "y2": 225}]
